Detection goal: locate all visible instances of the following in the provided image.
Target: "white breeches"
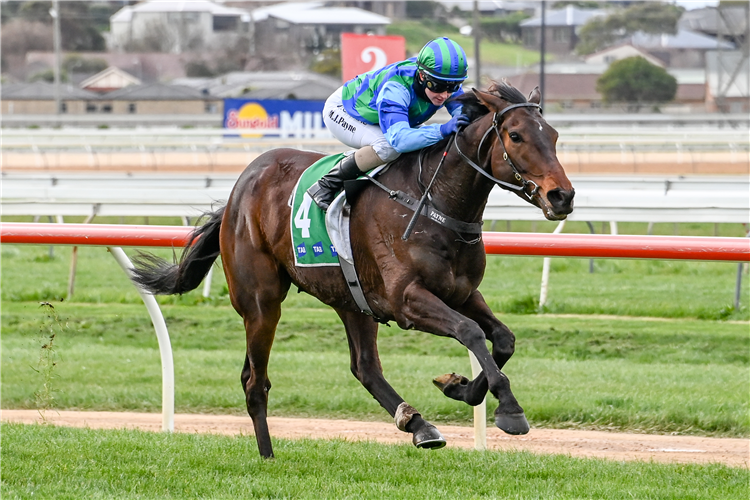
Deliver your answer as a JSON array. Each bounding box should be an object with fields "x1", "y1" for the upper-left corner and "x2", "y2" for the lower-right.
[{"x1": 323, "y1": 87, "x2": 401, "y2": 164}]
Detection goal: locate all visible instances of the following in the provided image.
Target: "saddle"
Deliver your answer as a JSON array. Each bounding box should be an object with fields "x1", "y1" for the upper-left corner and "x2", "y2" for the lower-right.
[{"x1": 290, "y1": 152, "x2": 483, "y2": 319}]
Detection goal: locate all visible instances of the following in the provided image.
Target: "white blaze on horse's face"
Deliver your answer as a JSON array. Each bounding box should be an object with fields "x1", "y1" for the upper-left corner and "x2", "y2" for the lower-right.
[{"x1": 473, "y1": 87, "x2": 575, "y2": 221}]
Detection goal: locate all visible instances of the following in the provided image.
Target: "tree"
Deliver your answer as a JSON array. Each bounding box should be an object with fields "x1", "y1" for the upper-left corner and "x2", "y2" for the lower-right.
[
  {"x1": 406, "y1": 1, "x2": 445, "y2": 19},
  {"x1": 596, "y1": 56, "x2": 677, "y2": 111},
  {"x1": 480, "y1": 12, "x2": 530, "y2": 44},
  {"x1": 576, "y1": 2, "x2": 684, "y2": 55},
  {"x1": 2, "y1": 1, "x2": 106, "y2": 51}
]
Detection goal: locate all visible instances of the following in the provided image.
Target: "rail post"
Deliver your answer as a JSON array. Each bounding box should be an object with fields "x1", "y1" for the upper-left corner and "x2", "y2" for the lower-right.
[{"x1": 108, "y1": 246, "x2": 175, "y2": 432}]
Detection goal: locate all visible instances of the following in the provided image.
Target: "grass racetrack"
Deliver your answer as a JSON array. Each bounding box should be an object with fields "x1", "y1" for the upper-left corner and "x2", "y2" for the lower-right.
[{"x1": 2, "y1": 219, "x2": 749, "y2": 498}]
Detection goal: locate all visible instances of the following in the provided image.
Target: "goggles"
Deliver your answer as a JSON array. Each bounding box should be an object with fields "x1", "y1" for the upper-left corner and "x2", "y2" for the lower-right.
[{"x1": 422, "y1": 72, "x2": 462, "y2": 94}]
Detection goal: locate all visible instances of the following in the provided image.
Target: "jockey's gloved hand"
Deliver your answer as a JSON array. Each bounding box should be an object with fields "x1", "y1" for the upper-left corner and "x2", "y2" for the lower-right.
[{"x1": 439, "y1": 114, "x2": 470, "y2": 137}]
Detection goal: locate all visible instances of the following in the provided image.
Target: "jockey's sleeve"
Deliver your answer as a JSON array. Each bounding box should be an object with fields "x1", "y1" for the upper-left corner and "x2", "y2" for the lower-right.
[{"x1": 377, "y1": 82, "x2": 444, "y2": 153}]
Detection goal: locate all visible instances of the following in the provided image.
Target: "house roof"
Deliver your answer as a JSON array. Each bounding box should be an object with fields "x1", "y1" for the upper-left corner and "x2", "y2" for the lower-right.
[
  {"x1": 520, "y1": 6, "x2": 605, "y2": 27},
  {"x1": 173, "y1": 71, "x2": 341, "y2": 100},
  {"x1": 250, "y1": 2, "x2": 323, "y2": 23},
  {"x1": 504, "y1": 73, "x2": 600, "y2": 101},
  {"x1": 679, "y1": 6, "x2": 748, "y2": 37},
  {"x1": 103, "y1": 82, "x2": 209, "y2": 100},
  {"x1": 584, "y1": 43, "x2": 665, "y2": 67},
  {"x1": 504, "y1": 70, "x2": 704, "y2": 102},
  {"x1": 436, "y1": 1, "x2": 531, "y2": 13},
  {"x1": 1, "y1": 81, "x2": 99, "y2": 100},
  {"x1": 630, "y1": 29, "x2": 735, "y2": 51},
  {"x1": 111, "y1": 0, "x2": 249, "y2": 23},
  {"x1": 80, "y1": 66, "x2": 141, "y2": 91},
  {"x1": 268, "y1": 7, "x2": 391, "y2": 26}
]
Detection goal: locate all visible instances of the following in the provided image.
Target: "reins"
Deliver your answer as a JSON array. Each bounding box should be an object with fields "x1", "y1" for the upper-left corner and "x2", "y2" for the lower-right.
[{"x1": 365, "y1": 101, "x2": 543, "y2": 243}]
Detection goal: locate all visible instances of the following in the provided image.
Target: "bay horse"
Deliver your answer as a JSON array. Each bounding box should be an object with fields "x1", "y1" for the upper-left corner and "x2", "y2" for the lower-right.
[{"x1": 132, "y1": 81, "x2": 575, "y2": 458}]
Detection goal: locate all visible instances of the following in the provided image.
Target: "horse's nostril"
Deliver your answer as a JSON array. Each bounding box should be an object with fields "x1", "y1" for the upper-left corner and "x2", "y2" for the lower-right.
[{"x1": 547, "y1": 188, "x2": 575, "y2": 210}]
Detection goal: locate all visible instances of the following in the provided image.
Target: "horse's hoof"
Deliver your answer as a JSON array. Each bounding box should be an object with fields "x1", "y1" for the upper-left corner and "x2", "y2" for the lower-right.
[
  {"x1": 432, "y1": 373, "x2": 469, "y2": 392},
  {"x1": 412, "y1": 424, "x2": 447, "y2": 450},
  {"x1": 494, "y1": 412, "x2": 530, "y2": 435}
]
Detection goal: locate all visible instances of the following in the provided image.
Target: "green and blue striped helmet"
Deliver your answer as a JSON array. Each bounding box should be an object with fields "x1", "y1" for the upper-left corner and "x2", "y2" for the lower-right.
[{"x1": 417, "y1": 37, "x2": 468, "y2": 81}]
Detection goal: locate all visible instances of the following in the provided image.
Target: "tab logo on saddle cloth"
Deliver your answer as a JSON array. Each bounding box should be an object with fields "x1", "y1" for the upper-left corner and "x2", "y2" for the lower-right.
[{"x1": 290, "y1": 153, "x2": 346, "y2": 266}]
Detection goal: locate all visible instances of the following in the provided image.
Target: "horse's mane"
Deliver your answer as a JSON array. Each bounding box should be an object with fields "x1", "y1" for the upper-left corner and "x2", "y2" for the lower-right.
[
  {"x1": 452, "y1": 80, "x2": 528, "y2": 122},
  {"x1": 391, "y1": 80, "x2": 528, "y2": 164}
]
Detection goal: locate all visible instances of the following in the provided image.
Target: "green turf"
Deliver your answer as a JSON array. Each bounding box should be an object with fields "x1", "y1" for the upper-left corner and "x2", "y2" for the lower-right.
[
  {"x1": 3, "y1": 300, "x2": 747, "y2": 436},
  {"x1": 3, "y1": 424, "x2": 748, "y2": 500},
  {"x1": 2, "y1": 223, "x2": 749, "y2": 436}
]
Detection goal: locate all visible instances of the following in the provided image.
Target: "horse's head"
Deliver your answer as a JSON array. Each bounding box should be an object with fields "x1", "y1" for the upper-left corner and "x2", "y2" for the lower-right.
[{"x1": 458, "y1": 81, "x2": 574, "y2": 221}]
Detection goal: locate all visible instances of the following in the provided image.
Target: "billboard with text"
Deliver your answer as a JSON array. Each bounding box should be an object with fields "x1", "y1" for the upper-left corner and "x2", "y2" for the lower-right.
[
  {"x1": 223, "y1": 99, "x2": 331, "y2": 138},
  {"x1": 341, "y1": 33, "x2": 406, "y2": 83}
]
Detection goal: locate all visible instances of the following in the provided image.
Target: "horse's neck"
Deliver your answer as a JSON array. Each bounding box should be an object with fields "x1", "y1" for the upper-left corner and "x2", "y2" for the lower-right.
[{"x1": 424, "y1": 116, "x2": 495, "y2": 223}]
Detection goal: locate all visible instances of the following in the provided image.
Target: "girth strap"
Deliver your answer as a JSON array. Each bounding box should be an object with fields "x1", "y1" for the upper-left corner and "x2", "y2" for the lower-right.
[{"x1": 363, "y1": 173, "x2": 483, "y2": 240}]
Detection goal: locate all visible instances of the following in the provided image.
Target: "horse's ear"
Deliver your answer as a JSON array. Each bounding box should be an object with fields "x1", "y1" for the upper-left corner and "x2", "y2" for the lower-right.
[
  {"x1": 472, "y1": 88, "x2": 507, "y2": 112},
  {"x1": 528, "y1": 86, "x2": 541, "y2": 104}
]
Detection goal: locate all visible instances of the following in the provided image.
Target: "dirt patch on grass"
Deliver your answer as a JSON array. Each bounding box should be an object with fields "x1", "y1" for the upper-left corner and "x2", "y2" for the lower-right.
[{"x1": 3, "y1": 409, "x2": 748, "y2": 468}]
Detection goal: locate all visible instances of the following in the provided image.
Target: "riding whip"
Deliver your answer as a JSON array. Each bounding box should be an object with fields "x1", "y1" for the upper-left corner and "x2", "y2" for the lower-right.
[{"x1": 402, "y1": 133, "x2": 456, "y2": 241}]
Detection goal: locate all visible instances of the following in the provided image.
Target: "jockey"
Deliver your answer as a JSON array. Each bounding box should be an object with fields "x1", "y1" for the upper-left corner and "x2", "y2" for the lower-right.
[{"x1": 307, "y1": 36, "x2": 470, "y2": 211}]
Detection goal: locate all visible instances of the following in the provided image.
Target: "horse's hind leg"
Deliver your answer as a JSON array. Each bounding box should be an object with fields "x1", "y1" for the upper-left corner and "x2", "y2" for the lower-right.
[
  {"x1": 227, "y1": 250, "x2": 290, "y2": 459},
  {"x1": 336, "y1": 309, "x2": 446, "y2": 449}
]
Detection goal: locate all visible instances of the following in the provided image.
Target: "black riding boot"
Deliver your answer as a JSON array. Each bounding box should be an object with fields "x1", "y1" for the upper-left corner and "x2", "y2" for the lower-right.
[{"x1": 306, "y1": 155, "x2": 361, "y2": 211}]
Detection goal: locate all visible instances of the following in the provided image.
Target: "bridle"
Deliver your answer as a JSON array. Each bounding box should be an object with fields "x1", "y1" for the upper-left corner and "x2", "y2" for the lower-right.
[
  {"x1": 367, "y1": 101, "x2": 546, "y2": 244},
  {"x1": 454, "y1": 102, "x2": 542, "y2": 201}
]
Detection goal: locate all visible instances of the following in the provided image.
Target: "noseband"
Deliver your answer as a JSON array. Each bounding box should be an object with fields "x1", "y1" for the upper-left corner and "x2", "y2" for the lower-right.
[{"x1": 454, "y1": 102, "x2": 542, "y2": 201}]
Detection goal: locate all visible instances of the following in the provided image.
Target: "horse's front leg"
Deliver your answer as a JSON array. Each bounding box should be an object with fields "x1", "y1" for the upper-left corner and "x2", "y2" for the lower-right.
[
  {"x1": 399, "y1": 283, "x2": 529, "y2": 435},
  {"x1": 336, "y1": 309, "x2": 447, "y2": 449},
  {"x1": 434, "y1": 289, "x2": 515, "y2": 404},
  {"x1": 433, "y1": 290, "x2": 527, "y2": 431}
]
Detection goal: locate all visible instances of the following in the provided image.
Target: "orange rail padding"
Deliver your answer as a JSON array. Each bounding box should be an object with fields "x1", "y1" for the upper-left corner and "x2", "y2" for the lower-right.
[
  {"x1": 1, "y1": 223, "x2": 748, "y2": 262},
  {"x1": 0, "y1": 223, "x2": 193, "y2": 247},
  {"x1": 482, "y1": 232, "x2": 749, "y2": 262}
]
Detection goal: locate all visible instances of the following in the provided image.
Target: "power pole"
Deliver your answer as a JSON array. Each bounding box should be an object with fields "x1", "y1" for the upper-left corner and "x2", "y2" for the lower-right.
[
  {"x1": 540, "y1": 0, "x2": 546, "y2": 108},
  {"x1": 473, "y1": 0, "x2": 481, "y2": 88},
  {"x1": 51, "y1": 0, "x2": 62, "y2": 121}
]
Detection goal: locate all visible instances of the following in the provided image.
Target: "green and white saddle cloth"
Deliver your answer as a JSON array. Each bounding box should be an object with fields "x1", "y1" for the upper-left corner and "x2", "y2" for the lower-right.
[{"x1": 289, "y1": 153, "x2": 347, "y2": 267}]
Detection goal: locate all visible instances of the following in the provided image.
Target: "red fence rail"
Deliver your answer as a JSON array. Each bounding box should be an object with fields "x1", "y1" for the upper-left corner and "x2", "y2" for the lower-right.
[{"x1": 1, "y1": 223, "x2": 748, "y2": 261}]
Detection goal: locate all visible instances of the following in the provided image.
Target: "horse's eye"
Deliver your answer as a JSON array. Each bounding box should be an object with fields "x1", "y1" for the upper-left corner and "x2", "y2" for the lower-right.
[{"x1": 509, "y1": 132, "x2": 522, "y2": 143}]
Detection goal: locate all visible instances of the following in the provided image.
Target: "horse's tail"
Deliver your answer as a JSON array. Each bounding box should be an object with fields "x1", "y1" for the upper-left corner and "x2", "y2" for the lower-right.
[{"x1": 131, "y1": 206, "x2": 225, "y2": 295}]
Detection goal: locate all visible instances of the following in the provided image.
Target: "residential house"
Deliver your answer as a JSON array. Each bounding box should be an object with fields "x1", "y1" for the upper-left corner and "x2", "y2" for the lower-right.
[
  {"x1": 109, "y1": 0, "x2": 251, "y2": 53},
  {"x1": 519, "y1": 5, "x2": 605, "y2": 55},
  {"x1": 502, "y1": 63, "x2": 707, "y2": 113},
  {"x1": 627, "y1": 29, "x2": 735, "y2": 68},
  {"x1": 339, "y1": 1, "x2": 406, "y2": 19},
  {"x1": 584, "y1": 43, "x2": 665, "y2": 67},
  {"x1": 25, "y1": 51, "x2": 190, "y2": 83},
  {"x1": 436, "y1": 1, "x2": 534, "y2": 17},
  {"x1": 97, "y1": 82, "x2": 222, "y2": 115},
  {"x1": 679, "y1": 5, "x2": 748, "y2": 48},
  {"x1": 250, "y1": 2, "x2": 391, "y2": 64},
  {"x1": 173, "y1": 71, "x2": 341, "y2": 100},
  {"x1": 80, "y1": 67, "x2": 142, "y2": 93},
  {"x1": 1, "y1": 81, "x2": 99, "y2": 115}
]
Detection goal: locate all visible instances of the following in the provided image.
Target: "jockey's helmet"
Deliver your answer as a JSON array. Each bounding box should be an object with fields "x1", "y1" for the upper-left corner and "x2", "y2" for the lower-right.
[{"x1": 417, "y1": 37, "x2": 468, "y2": 82}]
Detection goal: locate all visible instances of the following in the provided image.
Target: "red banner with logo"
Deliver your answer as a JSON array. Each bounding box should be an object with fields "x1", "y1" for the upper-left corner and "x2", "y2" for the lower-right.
[{"x1": 340, "y1": 33, "x2": 406, "y2": 83}]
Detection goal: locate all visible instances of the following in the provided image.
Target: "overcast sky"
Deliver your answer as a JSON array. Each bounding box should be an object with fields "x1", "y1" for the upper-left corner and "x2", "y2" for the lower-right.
[{"x1": 674, "y1": 0, "x2": 719, "y2": 8}]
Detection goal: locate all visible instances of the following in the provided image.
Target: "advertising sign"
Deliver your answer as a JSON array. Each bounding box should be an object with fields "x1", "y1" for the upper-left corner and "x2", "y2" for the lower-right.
[
  {"x1": 340, "y1": 33, "x2": 406, "y2": 83},
  {"x1": 223, "y1": 99, "x2": 331, "y2": 138}
]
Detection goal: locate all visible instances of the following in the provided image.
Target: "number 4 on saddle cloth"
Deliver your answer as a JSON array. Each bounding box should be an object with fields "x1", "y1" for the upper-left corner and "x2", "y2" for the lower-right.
[
  {"x1": 290, "y1": 153, "x2": 385, "y2": 268},
  {"x1": 290, "y1": 153, "x2": 385, "y2": 316},
  {"x1": 290, "y1": 153, "x2": 345, "y2": 267}
]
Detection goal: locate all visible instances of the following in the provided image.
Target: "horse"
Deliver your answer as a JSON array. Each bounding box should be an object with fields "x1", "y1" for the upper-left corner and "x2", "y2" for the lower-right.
[{"x1": 131, "y1": 81, "x2": 575, "y2": 458}]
